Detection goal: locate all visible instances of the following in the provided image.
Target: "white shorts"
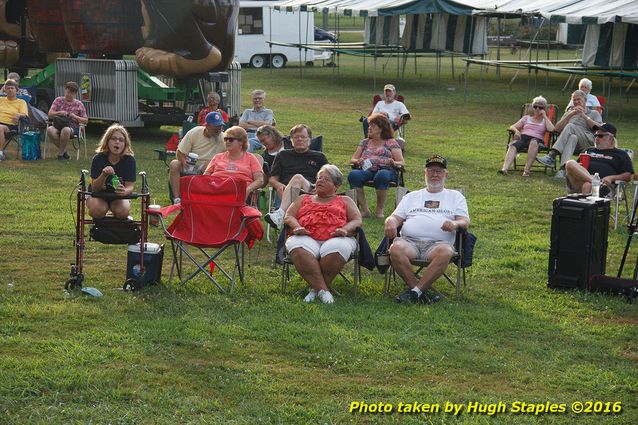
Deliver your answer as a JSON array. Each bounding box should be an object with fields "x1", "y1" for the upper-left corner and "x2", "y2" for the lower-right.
[{"x1": 285, "y1": 235, "x2": 357, "y2": 261}]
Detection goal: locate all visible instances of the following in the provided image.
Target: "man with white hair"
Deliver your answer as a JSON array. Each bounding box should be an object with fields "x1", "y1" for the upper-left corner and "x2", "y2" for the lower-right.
[
  {"x1": 385, "y1": 154, "x2": 469, "y2": 304},
  {"x1": 536, "y1": 90, "x2": 602, "y2": 178},
  {"x1": 239, "y1": 89, "x2": 275, "y2": 152},
  {"x1": 565, "y1": 78, "x2": 601, "y2": 110},
  {"x1": 361, "y1": 83, "x2": 410, "y2": 137},
  {"x1": 565, "y1": 122, "x2": 633, "y2": 197}
]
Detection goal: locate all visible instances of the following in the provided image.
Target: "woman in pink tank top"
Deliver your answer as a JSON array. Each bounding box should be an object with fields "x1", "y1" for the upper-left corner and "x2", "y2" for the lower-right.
[{"x1": 499, "y1": 95, "x2": 555, "y2": 177}]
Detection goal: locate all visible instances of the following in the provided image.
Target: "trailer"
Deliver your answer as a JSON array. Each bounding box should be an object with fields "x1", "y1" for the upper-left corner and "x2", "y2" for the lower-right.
[{"x1": 236, "y1": 1, "x2": 331, "y2": 68}]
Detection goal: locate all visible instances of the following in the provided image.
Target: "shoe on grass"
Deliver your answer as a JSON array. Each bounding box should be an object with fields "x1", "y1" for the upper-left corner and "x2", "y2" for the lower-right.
[
  {"x1": 395, "y1": 288, "x2": 419, "y2": 304},
  {"x1": 536, "y1": 155, "x2": 555, "y2": 167},
  {"x1": 304, "y1": 290, "x2": 318, "y2": 303},
  {"x1": 554, "y1": 169, "x2": 566, "y2": 179},
  {"x1": 265, "y1": 208, "x2": 285, "y2": 230},
  {"x1": 419, "y1": 291, "x2": 442, "y2": 304},
  {"x1": 318, "y1": 289, "x2": 334, "y2": 304}
]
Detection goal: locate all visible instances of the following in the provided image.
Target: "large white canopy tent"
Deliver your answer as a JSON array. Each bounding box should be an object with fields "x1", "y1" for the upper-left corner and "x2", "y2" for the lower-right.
[{"x1": 274, "y1": 0, "x2": 638, "y2": 102}]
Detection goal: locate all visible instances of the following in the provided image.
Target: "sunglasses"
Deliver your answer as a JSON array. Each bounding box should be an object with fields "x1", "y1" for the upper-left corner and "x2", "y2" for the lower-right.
[
  {"x1": 594, "y1": 133, "x2": 611, "y2": 138},
  {"x1": 532, "y1": 105, "x2": 545, "y2": 110},
  {"x1": 224, "y1": 137, "x2": 240, "y2": 142}
]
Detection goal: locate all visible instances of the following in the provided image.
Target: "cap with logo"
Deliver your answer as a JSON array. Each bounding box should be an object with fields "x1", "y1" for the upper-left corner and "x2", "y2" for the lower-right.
[
  {"x1": 205, "y1": 111, "x2": 224, "y2": 126},
  {"x1": 383, "y1": 84, "x2": 396, "y2": 92},
  {"x1": 425, "y1": 154, "x2": 447, "y2": 169}
]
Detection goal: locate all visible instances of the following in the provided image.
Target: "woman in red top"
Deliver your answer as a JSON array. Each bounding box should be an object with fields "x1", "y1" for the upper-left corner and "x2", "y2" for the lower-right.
[
  {"x1": 284, "y1": 164, "x2": 362, "y2": 304},
  {"x1": 197, "y1": 92, "x2": 229, "y2": 125}
]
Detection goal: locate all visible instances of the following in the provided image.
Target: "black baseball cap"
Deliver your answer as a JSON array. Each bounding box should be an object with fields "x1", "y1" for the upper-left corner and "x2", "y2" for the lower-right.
[
  {"x1": 592, "y1": 122, "x2": 617, "y2": 137},
  {"x1": 425, "y1": 154, "x2": 447, "y2": 169}
]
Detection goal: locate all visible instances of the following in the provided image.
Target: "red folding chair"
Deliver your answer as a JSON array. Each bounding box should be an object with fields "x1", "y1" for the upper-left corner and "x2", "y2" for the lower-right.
[{"x1": 151, "y1": 175, "x2": 263, "y2": 293}]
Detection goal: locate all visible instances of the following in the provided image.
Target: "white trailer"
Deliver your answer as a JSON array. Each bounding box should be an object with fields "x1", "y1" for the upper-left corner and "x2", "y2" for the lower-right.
[{"x1": 235, "y1": 1, "x2": 331, "y2": 68}]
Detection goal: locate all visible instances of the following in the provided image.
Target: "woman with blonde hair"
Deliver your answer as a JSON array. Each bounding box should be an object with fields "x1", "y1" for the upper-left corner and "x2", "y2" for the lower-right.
[
  {"x1": 87, "y1": 124, "x2": 136, "y2": 219},
  {"x1": 204, "y1": 126, "x2": 263, "y2": 197},
  {"x1": 499, "y1": 95, "x2": 555, "y2": 177}
]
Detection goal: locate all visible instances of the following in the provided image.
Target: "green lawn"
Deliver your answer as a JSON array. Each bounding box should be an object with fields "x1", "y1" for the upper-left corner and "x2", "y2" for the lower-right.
[{"x1": 1, "y1": 53, "x2": 638, "y2": 424}]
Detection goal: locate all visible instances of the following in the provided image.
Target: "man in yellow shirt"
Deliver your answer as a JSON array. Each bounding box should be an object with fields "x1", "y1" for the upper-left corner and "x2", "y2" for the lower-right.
[{"x1": 0, "y1": 79, "x2": 28, "y2": 156}]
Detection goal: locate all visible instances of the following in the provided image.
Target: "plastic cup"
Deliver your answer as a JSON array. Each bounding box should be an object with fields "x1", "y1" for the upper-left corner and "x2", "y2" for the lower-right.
[
  {"x1": 186, "y1": 152, "x2": 199, "y2": 173},
  {"x1": 148, "y1": 204, "x2": 160, "y2": 226},
  {"x1": 579, "y1": 153, "x2": 591, "y2": 170}
]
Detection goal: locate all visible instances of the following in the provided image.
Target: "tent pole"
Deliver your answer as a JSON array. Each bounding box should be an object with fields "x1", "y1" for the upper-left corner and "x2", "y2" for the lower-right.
[
  {"x1": 496, "y1": 17, "x2": 501, "y2": 78},
  {"x1": 546, "y1": 20, "x2": 551, "y2": 88},
  {"x1": 269, "y1": 7, "x2": 273, "y2": 75},
  {"x1": 299, "y1": 10, "x2": 304, "y2": 79},
  {"x1": 451, "y1": 54, "x2": 455, "y2": 80}
]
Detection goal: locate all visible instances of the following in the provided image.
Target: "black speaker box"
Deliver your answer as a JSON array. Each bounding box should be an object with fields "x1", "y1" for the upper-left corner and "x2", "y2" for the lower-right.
[{"x1": 548, "y1": 195, "x2": 610, "y2": 290}]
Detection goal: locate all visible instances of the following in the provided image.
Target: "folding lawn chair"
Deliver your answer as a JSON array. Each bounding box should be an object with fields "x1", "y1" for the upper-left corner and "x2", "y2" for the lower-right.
[
  {"x1": 278, "y1": 189, "x2": 375, "y2": 296},
  {"x1": 151, "y1": 175, "x2": 263, "y2": 293},
  {"x1": 507, "y1": 103, "x2": 558, "y2": 174},
  {"x1": 377, "y1": 188, "x2": 476, "y2": 299},
  {"x1": 359, "y1": 94, "x2": 410, "y2": 140}
]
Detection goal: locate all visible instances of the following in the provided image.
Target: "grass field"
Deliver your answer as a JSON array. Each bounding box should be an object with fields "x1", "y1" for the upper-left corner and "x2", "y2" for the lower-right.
[{"x1": 1, "y1": 52, "x2": 638, "y2": 424}]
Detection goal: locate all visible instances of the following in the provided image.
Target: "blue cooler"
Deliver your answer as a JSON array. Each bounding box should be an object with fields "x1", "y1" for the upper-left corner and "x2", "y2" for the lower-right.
[
  {"x1": 21, "y1": 131, "x2": 41, "y2": 160},
  {"x1": 126, "y1": 243, "x2": 164, "y2": 285}
]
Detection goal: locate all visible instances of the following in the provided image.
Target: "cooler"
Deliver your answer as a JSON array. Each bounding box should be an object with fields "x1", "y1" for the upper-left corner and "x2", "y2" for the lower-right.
[
  {"x1": 126, "y1": 243, "x2": 164, "y2": 285},
  {"x1": 548, "y1": 195, "x2": 610, "y2": 290}
]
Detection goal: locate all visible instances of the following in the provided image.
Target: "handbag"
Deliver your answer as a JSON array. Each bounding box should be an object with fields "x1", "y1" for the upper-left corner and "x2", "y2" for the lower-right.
[{"x1": 53, "y1": 115, "x2": 73, "y2": 131}]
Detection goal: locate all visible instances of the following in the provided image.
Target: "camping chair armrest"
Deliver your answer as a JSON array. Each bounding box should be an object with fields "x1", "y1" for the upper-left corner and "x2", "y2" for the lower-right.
[{"x1": 241, "y1": 205, "x2": 262, "y2": 218}]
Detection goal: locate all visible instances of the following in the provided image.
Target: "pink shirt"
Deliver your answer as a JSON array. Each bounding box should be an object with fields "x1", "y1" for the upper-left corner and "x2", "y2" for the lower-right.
[
  {"x1": 50, "y1": 96, "x2": 87, "y2": 129},
  {"x1": 515, "y1": 115, "x2": 547, "y2": 140},
  {"x1": 205, "y1": 151, "x2": 261, "y2": 184}
]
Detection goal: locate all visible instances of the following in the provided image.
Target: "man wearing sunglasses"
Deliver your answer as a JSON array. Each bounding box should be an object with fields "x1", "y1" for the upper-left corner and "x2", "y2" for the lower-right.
[
  {"x1": 564, "y1": 123, "x2": 633, "y2": 197},
  {"x1": 537, "y1": 90, "x2": 602, "y2": 178}
]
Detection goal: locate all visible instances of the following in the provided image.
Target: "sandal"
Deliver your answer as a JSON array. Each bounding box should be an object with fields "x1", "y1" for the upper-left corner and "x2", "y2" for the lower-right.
[
  {"x1": 522, "y1": 172, "x2": 531, "y2": 177},
  {"x1": 497, "y1": 169, "x2": 508, "y2": 176}
]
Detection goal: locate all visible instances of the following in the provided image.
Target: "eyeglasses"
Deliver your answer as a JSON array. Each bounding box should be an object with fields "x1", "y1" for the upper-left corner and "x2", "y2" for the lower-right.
[
  {"x1": 224, "y1": 137, "x2": 240, "y2": 142},
  {"x1": 532, "y1": 105, "x2": 545, "y2": 110},
  {"x1": 594, "y1": 133, "x2": 611, "y2": 138},
  {"x1": 426, "y1": 168, "x2": 446, "y2": 175},
  {"x1": 110, "y1": 136, "x2": 125, "y2": 142}
]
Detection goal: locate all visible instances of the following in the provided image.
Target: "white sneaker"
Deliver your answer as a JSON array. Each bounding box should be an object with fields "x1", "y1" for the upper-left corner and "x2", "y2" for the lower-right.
[
  {"x1": 173, "y1": 197, "x2": 181, "y2": 205},
  {"x1": 318, "y1": 289, "x2": 334, "y2": 304},
  {"x1": 265, "y1": 208, "x2": 285, "y2": 230},
  {"x1": 303, "y1": 290, "x2": 318, "y2": 303}
]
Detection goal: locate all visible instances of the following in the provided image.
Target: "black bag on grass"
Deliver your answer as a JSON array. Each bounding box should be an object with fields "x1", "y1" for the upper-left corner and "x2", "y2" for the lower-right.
[{"x1": 589, "y1": 274, "x2": 638, "y2": 303}]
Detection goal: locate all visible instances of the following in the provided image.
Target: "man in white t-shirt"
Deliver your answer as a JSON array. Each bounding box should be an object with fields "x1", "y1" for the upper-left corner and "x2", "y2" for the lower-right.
[
  {"x1": 361, "y1": 83, "x2": 410, "y2": 137},
  {"x1": 384, "y1": 154, "x2": 470, "y2": 304}
]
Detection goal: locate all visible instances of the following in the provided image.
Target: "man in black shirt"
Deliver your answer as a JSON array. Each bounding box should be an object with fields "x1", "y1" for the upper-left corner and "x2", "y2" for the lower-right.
[
  {"x1": 565, "y1": 122, "x2": 633, "y2": 196},
  {"x1": 265, "y1": 124, "x2": 328, "y2": 229}
]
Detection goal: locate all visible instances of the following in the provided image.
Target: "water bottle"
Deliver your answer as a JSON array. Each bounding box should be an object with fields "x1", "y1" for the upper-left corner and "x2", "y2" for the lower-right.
[
  {"x1": 591, "y1": 173, "x2": 601, "y2": 197},
  {"x1": 131, "y1": 264, "x2": 142, "y2": 279}
]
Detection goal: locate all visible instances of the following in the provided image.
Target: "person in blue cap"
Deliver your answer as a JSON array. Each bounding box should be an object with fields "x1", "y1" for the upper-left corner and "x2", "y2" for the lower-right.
[{"x1": 168, "y1": 111, "x2": 225, "y2": 204}]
